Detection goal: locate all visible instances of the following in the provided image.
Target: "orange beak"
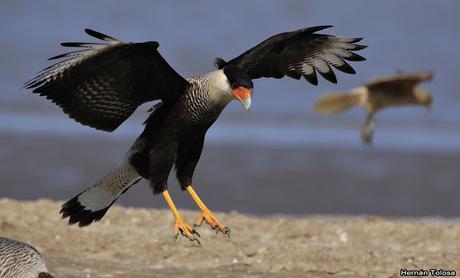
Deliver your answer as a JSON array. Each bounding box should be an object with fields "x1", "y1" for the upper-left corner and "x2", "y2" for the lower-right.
[{"x1": 231, "y1": 86, "x2": 253, "y2": 111}]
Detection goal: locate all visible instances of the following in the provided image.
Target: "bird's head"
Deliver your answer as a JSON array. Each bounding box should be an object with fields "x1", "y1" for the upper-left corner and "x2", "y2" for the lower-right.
[
  {"x1": 223, "y1": 66, "x2": 253, "y2": 111},
  {"x1": 414, "y1": 87, "x2": 433, "y2": 109}
]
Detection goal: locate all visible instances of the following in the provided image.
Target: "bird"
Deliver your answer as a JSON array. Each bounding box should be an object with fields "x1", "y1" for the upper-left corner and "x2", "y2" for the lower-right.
[
  {"x1": 0, "y1": 236, "x2": 53, "y2": 278},
  {"x1": 25, "y1": 26, "x2": 366, "y2": 243},
  {"x1": 314, "y1": 71, "x2": 433, "y2": 145}
]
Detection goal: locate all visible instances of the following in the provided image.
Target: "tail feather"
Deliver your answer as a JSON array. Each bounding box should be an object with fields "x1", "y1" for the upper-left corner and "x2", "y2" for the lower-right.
[
  {"x1": 60, "y1": 161, "x2": 141, "y2": 227},
  {"x1": 314, "y1": 91, "x2": 363, "y2": 114}
]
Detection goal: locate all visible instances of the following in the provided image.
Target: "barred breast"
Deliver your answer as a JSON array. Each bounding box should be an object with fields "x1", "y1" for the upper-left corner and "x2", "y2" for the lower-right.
[
  {"x1": 180, "y1": 74, "x2": 231, "y2": 128},
  {"x1": 0, "y1": 237, "x2": 53, "y2": 278}
]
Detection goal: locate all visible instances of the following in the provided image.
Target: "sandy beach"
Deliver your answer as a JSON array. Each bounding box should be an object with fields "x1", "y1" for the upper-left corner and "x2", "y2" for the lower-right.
[{"x1": 1, "y1": 199, "x2": 459, "y2": 277}]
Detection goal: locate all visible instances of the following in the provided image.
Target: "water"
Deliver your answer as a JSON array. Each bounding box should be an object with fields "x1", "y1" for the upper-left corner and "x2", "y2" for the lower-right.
[
  {"x1": 1, "y1": 0, "x2": 459, "y2": 131},
  {"x1": 0, "y1": 1, "x2": 459, "y2": 216},
  {"x1": 1, "y1": 111, "x2": 460, "y2": 152}
]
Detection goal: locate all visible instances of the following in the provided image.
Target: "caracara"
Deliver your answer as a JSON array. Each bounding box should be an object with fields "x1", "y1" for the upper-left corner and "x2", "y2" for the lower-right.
[
  {"x1": 314, "y1": 71, "x2": 433, "y2": 145},
  {"x1": 25, "y1": 26, "x2": 366, "y2": 243},
  {"x1": 0, "y1": 237, "x2": 53, "y2": 278}
]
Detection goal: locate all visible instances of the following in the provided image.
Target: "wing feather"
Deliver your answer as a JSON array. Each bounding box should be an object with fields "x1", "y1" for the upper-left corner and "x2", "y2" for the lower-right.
[
  {"x1": 217, "y1": 26, "x2": 366, "y2": 85},
  {"x1": 84, "y1": 28, "x2": 119, "y2": 42},
  {"x1": 364, "y1": 71, "x2": 433, "y2": 92},
  {"x1": 25, "y1": 29, "x2": 189, "y2": 131}
]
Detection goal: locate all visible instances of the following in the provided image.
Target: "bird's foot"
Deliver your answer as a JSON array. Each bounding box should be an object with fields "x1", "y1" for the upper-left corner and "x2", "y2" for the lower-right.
[
  {"x1": 195, "y1": 209, "x2": 231, "y2": 237},
  {"x1": 361, "y1": 122, "x2": 374, "y2": 146},
  {"x1": 174, "y1": 217, "x2": 201, "y2": 245}
]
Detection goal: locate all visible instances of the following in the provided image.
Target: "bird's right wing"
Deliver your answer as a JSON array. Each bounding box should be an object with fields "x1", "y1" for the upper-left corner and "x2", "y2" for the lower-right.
[
  {"x1": 25, "y1": 29, "x2": 189, "y2": 132},
  {"x1": 215, "y1": 26, "x2": 366, "y2": 85},
  {"x1": 364, "y1": 72, "x2": 433, "y2": 93}
]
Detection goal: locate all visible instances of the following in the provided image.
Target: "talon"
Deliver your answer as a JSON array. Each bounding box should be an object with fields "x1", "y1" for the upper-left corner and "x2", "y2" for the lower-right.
[
  {"x1": 192, "y1": 229, "x2": 201, "y2": 238},
  {"x1": 223, "y1": 226, "x2": 231, "y2": 238},
  {"x1": 185, "y1": 186, "x2": 231, "y2": 238},
  {"x1": 196, "y1": 209, "x2": 231, "y2": 237},
  {"x1": 174, "y1": 217, "x2": 199, "y2": 244}
]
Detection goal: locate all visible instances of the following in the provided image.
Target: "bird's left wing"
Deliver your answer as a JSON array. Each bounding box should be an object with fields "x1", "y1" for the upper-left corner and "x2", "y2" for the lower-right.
[
  {"x1": 364, "y1": 71, "x2": 433, "y2": 92},
  {"x1": 215, "y1": 25, "x2": 366, "y2": 85},
  {"x1": 25, "y1": 29, "x2": 189, "y2": 132}
]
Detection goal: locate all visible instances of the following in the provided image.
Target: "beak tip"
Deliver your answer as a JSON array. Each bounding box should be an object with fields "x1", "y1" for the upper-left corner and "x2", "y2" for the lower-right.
[{"x1": 242, "y1": 99, "x2": 252, "y2": 111}]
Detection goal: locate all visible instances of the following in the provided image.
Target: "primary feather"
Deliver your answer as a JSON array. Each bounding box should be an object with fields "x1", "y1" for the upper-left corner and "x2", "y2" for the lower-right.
[
  {"x1": 25, "y1": 29, "x2": 189, "y2": 132},
  {"x1": 216, "y1": 25, "x2": 366, "y2": 85}
]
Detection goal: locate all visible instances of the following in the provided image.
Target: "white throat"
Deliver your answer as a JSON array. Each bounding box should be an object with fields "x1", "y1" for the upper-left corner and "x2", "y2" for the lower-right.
[{"x1": 204, "y1": 70, "x2": 233, "y2": 105}]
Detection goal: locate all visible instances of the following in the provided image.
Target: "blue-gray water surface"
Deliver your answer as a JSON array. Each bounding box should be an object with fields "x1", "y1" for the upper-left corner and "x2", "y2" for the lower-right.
[{"x1": 0, "y1": 1, "x2": 459, "y2": 216}]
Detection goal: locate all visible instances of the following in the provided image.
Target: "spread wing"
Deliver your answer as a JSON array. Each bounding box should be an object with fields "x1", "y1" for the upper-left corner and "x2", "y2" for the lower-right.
[
  {"x1": 25, "y1": 29, "x2": 189, "y2": 132},
  {"x1": 215, "y1": 26, "x2": 366, "y2": 85},
  {"x1": 364, "y1": 71, "x2": 433, "y2": 93}
]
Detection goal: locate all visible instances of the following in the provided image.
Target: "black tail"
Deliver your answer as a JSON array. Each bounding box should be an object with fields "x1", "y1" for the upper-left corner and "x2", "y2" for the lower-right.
[
  {"x1": 60, "y1": 194, "x2": 113, "y2": 227},
  {"x1": 60, "y1": 178, "x2": 141, "y2": 227},
  {"x1": 60, "y1": 161, "x2": 141, "y2": 227}
]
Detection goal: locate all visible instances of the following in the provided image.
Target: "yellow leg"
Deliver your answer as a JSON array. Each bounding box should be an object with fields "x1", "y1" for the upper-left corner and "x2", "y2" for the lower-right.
[
  {"x1": 186, "y1": 185, "x2": 231, "y2": 237},
  {"x1": 162, "y1": 190, "x2": 200, "y2": 244}
]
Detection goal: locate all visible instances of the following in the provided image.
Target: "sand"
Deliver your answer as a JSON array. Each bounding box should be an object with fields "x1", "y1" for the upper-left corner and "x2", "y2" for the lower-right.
[{"x1": 1, "y1": 199, "x2": 459, "y2": 277}]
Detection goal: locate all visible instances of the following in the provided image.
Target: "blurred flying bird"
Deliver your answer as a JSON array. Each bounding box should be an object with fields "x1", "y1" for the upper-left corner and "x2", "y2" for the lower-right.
[
  {"x1": 25, "y1": 26, "x2": 366, "y2": 243},
  {"x1": 314, "y1": 71, "x2": 433, "y2": 145},
  {"x1": 0, "y1": 236, "x2": 53, "y2": 278}
]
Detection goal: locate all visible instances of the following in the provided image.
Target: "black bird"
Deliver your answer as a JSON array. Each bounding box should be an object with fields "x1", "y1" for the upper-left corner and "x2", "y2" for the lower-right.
[{"x1": 25, "y1": 26, "x2": 366, "y2": 243}]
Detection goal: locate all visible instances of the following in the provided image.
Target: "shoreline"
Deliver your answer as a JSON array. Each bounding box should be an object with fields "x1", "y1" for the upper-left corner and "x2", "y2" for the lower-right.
[
  {"x1": 1, "y1": 111, "x2": 460, "y2": 153},
  {"x1": 1, "y1": 132, "x2": 460, "y2": 217}
]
